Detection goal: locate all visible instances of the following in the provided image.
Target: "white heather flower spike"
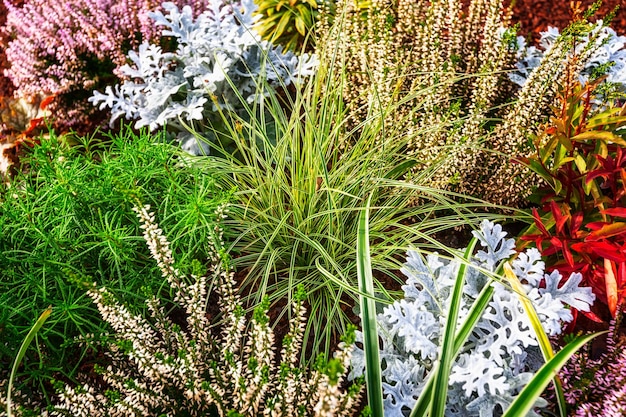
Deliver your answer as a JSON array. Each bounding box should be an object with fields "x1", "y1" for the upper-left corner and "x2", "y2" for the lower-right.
[{"x1": 8, "y1": 200, "x2": 362, "y2": 416}]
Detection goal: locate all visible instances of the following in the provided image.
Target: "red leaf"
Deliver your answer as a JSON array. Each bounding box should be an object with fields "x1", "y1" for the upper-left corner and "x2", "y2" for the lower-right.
[
  {"x1": 585, "y1": 241, "x2": 624, "y2": 262},
  {"x1": 23, "y1": 117, "x2": 43, "y2": 135},
  {"x1": 549, "y1": 236, "x2": 564, "y2": 249},
  {"x1": 618, "y1": 262, "x2": 626, "y2": 290},
  {"x1": 40, "y1": 95, "x2": 55, "y2": 109},
  {"x1": 586, "y1": 222, "x2": 626, "y2": 241},
  {"x1": 570, "y1": 241, "x2": 591, "y2": 254},
  {"x1": 571, "y1": 211, "x2": 584, "y2": 235},
  {"x1": 532, "y1": 208, "x2": 550, "y2": 236},
  {"x1": 543, "y1": 245, "x2": 560, "y2": 256},
  {"x1": 562, "y1": 243, "x2": 575, "y2": 266},
  {"x1": 580, "y1": 309, "x2": 605, "y2": 323},
  {"x1": 601, "y1": 208, "x2": 626, "y2": 218},
  {"x1": 550, "y1": 201, "x2": 568, "y2": 235},
  {"x1": 586, "y1": 221, "x2": 609, "y2": 231}
]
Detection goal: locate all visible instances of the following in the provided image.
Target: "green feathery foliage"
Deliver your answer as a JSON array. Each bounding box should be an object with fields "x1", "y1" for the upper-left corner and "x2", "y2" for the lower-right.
[
  {"x1": 0, "y1": 128, "x2": 230, "y2": 397},
  {"x1": 2, "y1": 202, "x2": 364, "y2": 416}
]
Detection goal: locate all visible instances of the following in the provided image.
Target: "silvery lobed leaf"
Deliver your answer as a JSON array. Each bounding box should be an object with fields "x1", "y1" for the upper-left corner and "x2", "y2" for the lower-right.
[
  {"x1": 451, "y1": 353, "x2": 509, "y2": 397},
  {"x1": 512, "y1": 247, "x2": 545, "y2": 286},
  {"x1": 382, "y1": 299, "x2": 439, "y2": 359},
  {"x1": 472, "y1": 220, "x2": 516, "y2": 269},
  {"x1": 540, "y1": 270, "x2": 596, "y2": 312}
]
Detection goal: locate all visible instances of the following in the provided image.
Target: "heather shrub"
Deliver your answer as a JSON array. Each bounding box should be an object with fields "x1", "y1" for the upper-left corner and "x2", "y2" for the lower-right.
[
  {"x1": 350, "y1": 220, "x2": 596, "y2": 416},
  {"x1": 90, "y1": 0, "x2": 317, "y2": 155},
  {"x1": 1, "y1": 202, "x2": 363, "y2": 417},
  {"x1": 317, "y1": 0, "x2": 519, "y2": 192},
  {"x1": 559, "y1": 315, "x2": 626, "y2": 416},
  {"x1": 0, "y1": 0, "x2": 18, "y2": 98},
  {"x1": 509, "y1": 21, "x2": 626, "y2": 100},
  {"x1": 316, "y1": 0, "x2": 623, "y2": 206},
  {"x1": 0, "y1": 129, "x2": 230, "y2": 395},
  {"x1": 2, "y1": 0, "x2": 210, "y2": 133},
  {"x1": 519, "y1": 75, "x2": 626, "y2": 321}
]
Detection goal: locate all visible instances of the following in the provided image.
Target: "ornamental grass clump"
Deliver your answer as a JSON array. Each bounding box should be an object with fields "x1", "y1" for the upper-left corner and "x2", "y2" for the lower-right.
[
  {"x1": 350, "y1": 220, "x2": 596, "y2": 416},
  {"x1": 90, "y1": 0, "x2": 317, "y2": 155},
  {"x1": 2, "y1": 202, "x2": 363, "y2": 417},
  {"x1": 192, "y1": 36, "x2": 508, "y2": 360}
]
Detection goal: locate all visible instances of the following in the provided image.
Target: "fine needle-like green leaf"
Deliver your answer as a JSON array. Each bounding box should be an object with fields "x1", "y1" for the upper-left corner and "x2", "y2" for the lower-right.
[
  {"x1": 357, "y1": 195, "x2": 384, "y2": 416},
  {"x1": 6, "y1": 306, "x2": 52, "y2": 417}
]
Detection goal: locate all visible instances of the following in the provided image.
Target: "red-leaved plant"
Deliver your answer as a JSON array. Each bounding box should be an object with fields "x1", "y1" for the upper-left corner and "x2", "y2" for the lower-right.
[{"x1": 519, "y1": 73, "x2": 626, "y2": 323}]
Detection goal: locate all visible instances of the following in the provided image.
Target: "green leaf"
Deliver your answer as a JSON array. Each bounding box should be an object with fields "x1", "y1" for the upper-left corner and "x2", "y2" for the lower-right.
[
  {"x1": 526, "y1": 159, "x2": 556, "y2": 188},
  {"x1": 429, "y1": 238, "x2": 477, "y2": 417},
  {"x1": 357, "y1": 196, "x2": 384, "y2": 417},
  {"x1": 571, "y1": 130, "x2": 626, "y2": 147},
  {"x1": 274, "y1": 12, "x2": 293, "y2": 40},
  {"x1": 295, "y1": 16, "x2": 306, "y2": 36},
  {"x1": 503, "y1": 263, "x2": 567, "y2": 417},
  {"x1": 556, "y1": 133, "x2": 574, "y2": 152},
  {"x1": 573, "y1": 154, "x2": 587, "y2": 174},
  {"x1": 540, "y1": 135, "x2": 559, "y2": 164},
  {"x1": 6, "y1": 307, "x2": 52, "y2": 417},
  {"x1": 553, "y1": 142, "x2": 570, "y2": 168},
  {"x1": 502, "y1": 331, "x2": 606, "y2": 417}
]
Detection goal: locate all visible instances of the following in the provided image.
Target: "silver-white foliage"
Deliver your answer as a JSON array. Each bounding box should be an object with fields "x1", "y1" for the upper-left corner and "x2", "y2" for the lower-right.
[
  {"x1": 89, "y1": 0, "x2": 317, "y2": 151},
  {"x1": 510, "y1": 21, "x2": 626, "y2": 92},
  {"x1": 350, "y1": 220, "x2": 596, "y2": 417}
]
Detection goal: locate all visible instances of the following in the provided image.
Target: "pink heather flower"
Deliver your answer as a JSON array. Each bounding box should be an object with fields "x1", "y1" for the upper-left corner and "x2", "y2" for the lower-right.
[
  {"x1": 2, "y1": 0, "x2": 210, "y2": 131},
  {"x1": 560, "y1": 316, "x2": 626, "y2": 416}
]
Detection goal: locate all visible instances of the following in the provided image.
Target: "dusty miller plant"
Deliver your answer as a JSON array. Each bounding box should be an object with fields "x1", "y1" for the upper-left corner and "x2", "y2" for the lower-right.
[
  {"x1": 3, "y1": 202, "x2": 362, "y2": 417},
  {"x1": 510, "y1": 21, "x2": 626, "y2": 99},
  {"x1": 349, "y1": 220, "x2": 596, "y2": 417},
  {"x1": 90, "y1": 0, "x2": 317, "y2": 155}
]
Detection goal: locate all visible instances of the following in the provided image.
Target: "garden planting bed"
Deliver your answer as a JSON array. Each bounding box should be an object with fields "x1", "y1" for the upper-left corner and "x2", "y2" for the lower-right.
[{"x1": 1, "y1": 1, "x2": 626, "y2": 416}]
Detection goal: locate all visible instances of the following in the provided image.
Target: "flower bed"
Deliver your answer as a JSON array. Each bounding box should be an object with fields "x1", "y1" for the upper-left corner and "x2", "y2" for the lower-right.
[{"x1": 1, "y1": 0, "x2": 626, "y2": 416}]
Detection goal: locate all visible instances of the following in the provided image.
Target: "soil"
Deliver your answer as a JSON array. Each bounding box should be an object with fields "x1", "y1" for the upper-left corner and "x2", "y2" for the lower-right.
[{"x1": 510, "y1": 0, "x2": 626, "y2": 42}]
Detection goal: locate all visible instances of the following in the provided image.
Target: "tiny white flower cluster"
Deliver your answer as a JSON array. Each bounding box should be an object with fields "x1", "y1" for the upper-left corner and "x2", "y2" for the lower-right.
[
  {"x1": 90, "y1": 0, "x2": 317, "y2": 154},
  {"x1": 510, "y1": 21, "x2": 626, "y2": 93},
  {"x1": 13, "y1": 201, "x2": 362, "y2": 417},
  {"x1": 350, "y1": 220, "x2": 596, "y2": 417}
]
